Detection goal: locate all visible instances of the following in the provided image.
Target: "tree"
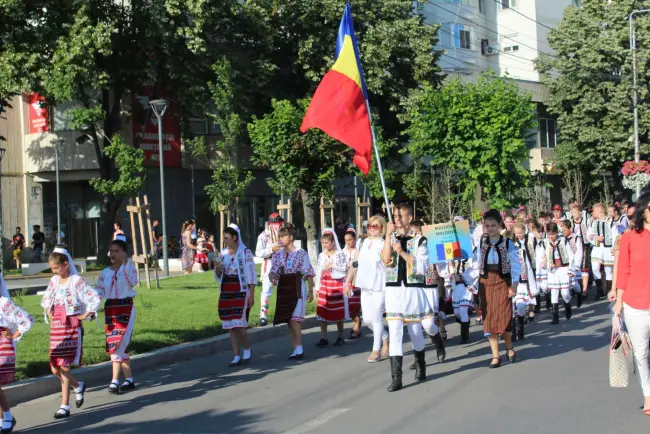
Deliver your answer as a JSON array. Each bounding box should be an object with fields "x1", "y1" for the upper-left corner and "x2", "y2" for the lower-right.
[
  {"x1": 405, "y1": 71, "x2": 537, "y2": 210},
  {"x1": 562, "y1": 168, "x2": 590, "y2": 206},
  {"x1": 422, "y1": 167, "x2": 472, "y2": 224},
  {"x1": 536, "y1": 0, "x2": 650, "y2": 194}
]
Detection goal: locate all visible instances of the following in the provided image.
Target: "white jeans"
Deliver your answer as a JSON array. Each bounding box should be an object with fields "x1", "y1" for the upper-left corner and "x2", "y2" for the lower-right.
[
  {"x1": 388, "y1": 317, "x2": 439, "y2": 356},
  {"x1": 361, "y1": 291, "x2": 388, "y2": 351},
  {"x1": 623, "y1": 303, "x2": 650, "y2": 397}
]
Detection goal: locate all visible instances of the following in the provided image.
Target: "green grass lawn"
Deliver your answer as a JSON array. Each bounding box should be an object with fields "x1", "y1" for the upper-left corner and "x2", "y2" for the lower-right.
[{"x1": 12, "y1": 269, "x2": 316, "y2": 380}]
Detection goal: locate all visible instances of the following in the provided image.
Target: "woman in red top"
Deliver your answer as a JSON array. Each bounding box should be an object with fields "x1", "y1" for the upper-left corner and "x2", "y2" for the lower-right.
[{"x1": 614, "y1": 192, "x2": 650, "y2": 415}]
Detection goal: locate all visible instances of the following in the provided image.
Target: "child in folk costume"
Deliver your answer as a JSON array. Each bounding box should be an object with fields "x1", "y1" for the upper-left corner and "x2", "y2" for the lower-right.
[
  {"x1": 468, "y1": 210, "x2": 521, "y2": 369},
  {"x1": 193, "y1": 231, "x2": 209, "y2": 272},
  {"x1": 342, "y1": 228, "x2": 362, "y2": 339},
  {"x1": 588, "y1": 203, "x2": 618, "y2": 301},
  {"x1": 96, "y1": 236, "x2": 138, "y2": 394},
  {"x1": 530, "y1": 221, "x2": 550, "y2": 311},
  {"x1": 0, "y1": 273, "x2": 33, "y2": 433},
  {"x1": 269, "y1": 223, "x2": 315, "y2": 360},
  {"x1": 545, "y1": 223, "x2": 575, "y2": 324},
  {"x1": 570, "y1": 204, "x2": 591, "y2": 300},
  {"x1": 442, "y1": 259, "x2": 473, "y2": 344},
  {"x1": 255, "y1": 213, "x2": 284, "y2": 327},
  {"x1": 41, "y1": 247, "x2": 101, "y2": 419},
  {"x1": 513, "y1": 224, "x2": 538, "y2": 341},
  {"x1": 344, "y1": 215, "x2": 389, "y2": 362},
  {"x1": 560, "y1": 220, "x2": 584, "y2": 308},
  {"x1": 215, "y1": 224, "x2": 256, "y2": 367},
  {"x1": 314, "y1": 229, "x2": 349, "y2": 347}
]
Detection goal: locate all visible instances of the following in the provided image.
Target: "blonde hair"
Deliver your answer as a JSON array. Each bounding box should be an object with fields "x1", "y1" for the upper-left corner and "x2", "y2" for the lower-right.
[{"x1": 368, "y1": 215, "x2": 387, "y2": 237}]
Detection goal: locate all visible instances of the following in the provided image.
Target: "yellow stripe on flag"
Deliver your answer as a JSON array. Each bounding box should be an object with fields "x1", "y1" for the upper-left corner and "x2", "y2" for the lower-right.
[
  {"x1": 444, "y1": 242, "x2": 454, "y2": 260},
  {"x1": 331, "y1": 35, "x2": 362, "y2": 88}
]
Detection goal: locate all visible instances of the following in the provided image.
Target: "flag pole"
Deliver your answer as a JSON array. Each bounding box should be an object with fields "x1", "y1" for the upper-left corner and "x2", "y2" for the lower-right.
[{"x1": 365, "y1": 100, "x2": 393, "y2": 223}]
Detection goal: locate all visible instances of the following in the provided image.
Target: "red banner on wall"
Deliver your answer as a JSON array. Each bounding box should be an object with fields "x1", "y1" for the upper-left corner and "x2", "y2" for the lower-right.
[
  {"x1": 132, "y1": 87, "x2": 182, "y2": 168},
  {"x1": 28, "y1": 93, "x2": 49, "y2": 133}
]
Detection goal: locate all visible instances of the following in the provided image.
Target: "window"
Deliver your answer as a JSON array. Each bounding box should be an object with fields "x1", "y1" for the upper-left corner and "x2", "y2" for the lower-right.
[
  {"x1": 525, "y1": 128, "x2": 538, "y2": 149},
  {"x1": 479, "y1": 0, "x2": 485, "y2": 13},
  {"x1": 539, "y1": 118, "x2": 557, "y2": 148},
  {"x1": 480, "y1": 39, "x2": 489, "y2": 55},
  {"x1": 500, "y1": 0, "x2": 515, "y2": 9},
  {"x1": 502, "y1": 45, "x2": 519, "y2": 52},
  {"x1": 452, "y1": 24, "x2": 473, "y2": 49},
  {"x1": 189, "y1": 118, "x2": 221, "y2": 135},
  {"x1": 415, "y1": 1, "x2": 425, "y2": 12}
]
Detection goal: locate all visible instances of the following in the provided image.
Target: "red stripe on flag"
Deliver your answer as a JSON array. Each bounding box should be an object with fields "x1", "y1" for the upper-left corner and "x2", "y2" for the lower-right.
[
  {"x1": 300, "y1": 70, "x2": 372, "y2": 174},
  {"x1": 451, "y1": 241, "x2": 462, "y2": 259}
]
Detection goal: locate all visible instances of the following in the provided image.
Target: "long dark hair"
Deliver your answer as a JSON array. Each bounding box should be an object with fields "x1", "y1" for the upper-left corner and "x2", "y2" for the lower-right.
[{"x1": 633, "y1": 192, "x2": 650, "y2": 234}]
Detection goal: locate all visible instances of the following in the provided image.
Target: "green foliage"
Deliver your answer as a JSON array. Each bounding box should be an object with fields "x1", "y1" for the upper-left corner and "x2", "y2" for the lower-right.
[
  {"x1": 89, "y1": 135, "x2": 145, "y2": 197},
  {"x1": 405, "y1": 71, "x2": 537, "y2": 209},
  {"x1": 536, "y1": 0, "x2": 650, "y2": 190}
]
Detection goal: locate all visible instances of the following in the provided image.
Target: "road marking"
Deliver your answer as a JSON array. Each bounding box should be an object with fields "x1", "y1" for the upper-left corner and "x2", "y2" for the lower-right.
[{"x1": 283, "y1": 408, "x2": 351, "y2": 434}]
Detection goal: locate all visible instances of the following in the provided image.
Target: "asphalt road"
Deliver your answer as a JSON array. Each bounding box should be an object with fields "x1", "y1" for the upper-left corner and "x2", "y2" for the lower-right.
[{"x1": 10, "y1": 299, "x2": 648, "y2": 434}]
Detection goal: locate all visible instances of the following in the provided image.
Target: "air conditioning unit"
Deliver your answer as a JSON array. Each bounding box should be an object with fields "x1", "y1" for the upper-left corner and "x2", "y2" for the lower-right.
[{"x1": 486, "y1": 45, "x2": 500, "y2": 55}]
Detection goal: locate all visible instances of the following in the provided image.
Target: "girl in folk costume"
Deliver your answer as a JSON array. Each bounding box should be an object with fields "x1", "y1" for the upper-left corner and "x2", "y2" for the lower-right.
[
  {"x1": 521, "y1": 220, "x2": 539, "y2": 322},
  {"x1": 513, "y1": 223, "x2": 538, "y2": 341},
  {"x1": 0, "y1": 273, "x2": 34, "y2": 433},
  {"x1": 501, "y1": 214, "x2": 516, "y2": 241},
  {"x1": 342, "y1": 228, "x2": 362, "y2": 339},
  {"x1": 545, "y1": 223, "x2": 575, "y2": 324},
  {"x1": 609, "y1": 203, "x2": 629, "y2": 234},
  {"x1": 468, "y1": 210, "x2": 521, "y2": 369},
  {"x1": 314, "y1": 229, "x2": 349, "y2": 347},
  {"x1": 531, "y1": 221, "x2": 550, "y2": 311},
  {"x1": 588, "y1": 203, "x2": 618, "y2": 301},
  {"x1": 96, "y1": 236, "x2": 138, "y2": 394},
  {"x1": 214, "y1": 224, "x2": 256, "y2": 367},
  {"x1": 344, "y1": 215, "x2": 389, "y2": 362},
  {"x1": 255, "y1": 213, "x2": 284, "y2": 327},
  {"x1": 441, "y1": 259, "x2": 473, "y2": 344},
  {"x1": 193, "y1": 231, "x2": 209, "y2": 272},
  {"x1": 40, "y1": 247, "x2": 101, "y2": 419},
  {"x1": 570, "y1": 204, "x2": 591, "y2": 300},
  {"x1": 269, "y1": 223, "x2": 315, "y2": 360},
  {"x1": 559, "y1": 220, "x2": 584, "y2": 308}
]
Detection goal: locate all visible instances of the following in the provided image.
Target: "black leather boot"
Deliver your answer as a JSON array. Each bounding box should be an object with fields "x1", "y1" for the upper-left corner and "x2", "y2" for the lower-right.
[
  {"x1": 460, "y1": 321, "x2": 470, "y2": 344},
  {"x1": 594, "y1": 279, "x2": 602, "y2": 300},
  {"x1": 432, "y1": 332, "x2": 446, "y2": 363},
  {"x1": 551, "y1": 304, "x2": 560, "y2": 324},
  {"x1": 565, "y1": 299, "x2": 573, "y2": 320},
  {"x1": 545, "y1": 293, "x2": 552, "y2": 310},
  {"x1": 517, "y1": 315, "x2": 525, "y2": 340},
  {"x1": 535, "y1": 295, "x2": 541, "y2": 313},
  {"x1": 511, "y1": 317, "x2": 518, "y2": 342},
  {"x1": 387, "y1": 356, "x2": 403, "y2": 392},
  {"x1": 576, "y1": 292, "x2": 583, "y2": 308},
  {"x1": 414, "y1": 350, "x2": 426, "y2": 382},
  {"x1": 603, "y1": 280, "x2": 612, "y2": 301}
]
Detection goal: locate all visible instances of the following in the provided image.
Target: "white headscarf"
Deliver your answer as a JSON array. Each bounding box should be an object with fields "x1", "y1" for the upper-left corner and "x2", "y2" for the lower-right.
[
  {"x1": 453, "y1": 216, "x2": 464, "y2": 222},
  {"x1": 53, "y1": 247, "x2": 79, "y2": 275},
  {"x1": 0, "y1": 273, "x2": 9, "y2": 298},
  {"x1": 321, "y1": 228, "x2": 341, "y2": 250},
  {"x1": 228, "y1": 223, "x2": 247, "y2": 256}
]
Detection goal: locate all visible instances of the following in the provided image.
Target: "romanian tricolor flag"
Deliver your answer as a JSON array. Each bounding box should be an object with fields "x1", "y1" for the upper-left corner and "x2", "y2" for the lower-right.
[
  {"x1": 300, "y1": 3, "x2": 373, "y2": 175},
  {"x1": 436, "y1": 242, "x2": 462, "y2": 261}
]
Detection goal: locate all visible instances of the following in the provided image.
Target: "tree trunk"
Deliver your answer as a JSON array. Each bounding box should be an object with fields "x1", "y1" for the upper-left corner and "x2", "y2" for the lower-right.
[
  {"x1": 97, "y1": 197, "x2": 124, "y2": 265},
  {"x1": 300, "y1": 189, "x2": 318, "y2": 267}
]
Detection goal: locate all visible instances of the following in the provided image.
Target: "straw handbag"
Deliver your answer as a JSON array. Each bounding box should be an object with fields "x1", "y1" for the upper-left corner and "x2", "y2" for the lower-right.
[{"x1": 609, "y1": 317, "x2": 633, "y2": 388}]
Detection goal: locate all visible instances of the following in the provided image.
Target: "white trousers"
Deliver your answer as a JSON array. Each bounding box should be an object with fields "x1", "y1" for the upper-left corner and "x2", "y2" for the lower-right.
[
  {"x1": 260, "y1": 277, "x2": 273, "y2": 319},
  {"x1": 591, "y1": 262, "x2": 613, "y2": 281},
  {"x1": 623, "y1": 303, "x2": 650, "y2": 396},
  {"x1": 388, "y1": 317, "x2": 439, "y2": 356},
  {"x1": 551, "y1": 289, "x2": 571, "y2": 304},
  {"x1": 361, "y1": 291, "x2": 388, "y2": 351},
  {"x1": 454, "y1": 306, "x2": 470, "y2": 323}
]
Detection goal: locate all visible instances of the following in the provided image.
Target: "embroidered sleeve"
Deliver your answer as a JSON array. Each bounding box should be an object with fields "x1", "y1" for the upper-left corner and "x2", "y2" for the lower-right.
[
  {"x1": 95, "y1": 271, "x2": 108, "y2": 299},
  {"x1": 40, "y1": 278, "x2": 57, "y2": 309},
  {"x1": 268, "y1": 251, "x2": 282, "y2": 282},
  {"x1": 412, "y1": 238, "x2": 428, "y2": 276},
  {"x1": 508, "y1": 240, "x2": 521, "y2": 285},
  {"x1": 468, "y1": 246, "x2": 481, "y2": 292},
  {"x1": 244, "y1": 249, "x2": 257, "y2": 286},
  {"x1": 299, "y1": 250, "x2": 316, "y2": 278},
  {"x1": 255, "y1": 233, "x2": 274, "y2": 259},
  {"x1": 3, "y1": 299, "x2": 34, "y2": 337},
  {"x1": 587, "y1": 222, "x2": 598, "y2": 244},
  {"x1": 76, "y1": 278, "x2": 102, "y2": 315},
  {"x1": 124, "y1": 262, "x2": 139, "y2": 288},
  {"x1": 573, "y1": 241, "x2": 583, "y2": 272}
]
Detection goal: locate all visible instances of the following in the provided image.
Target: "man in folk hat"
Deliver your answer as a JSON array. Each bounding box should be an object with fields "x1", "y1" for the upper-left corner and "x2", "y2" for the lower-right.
[{"x1": 255, "y1": 213, "x2": 284, "y2": 326}]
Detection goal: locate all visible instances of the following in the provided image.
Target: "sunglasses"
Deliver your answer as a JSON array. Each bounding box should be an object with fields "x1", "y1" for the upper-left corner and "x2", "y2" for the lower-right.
[{"x1": 367, "y1": 224, "x2": 382, "y2": 230}]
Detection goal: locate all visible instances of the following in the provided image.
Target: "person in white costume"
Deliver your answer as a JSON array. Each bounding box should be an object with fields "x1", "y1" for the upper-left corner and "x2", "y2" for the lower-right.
[
  {"x1": 255, "y1": 213, "x2": 284, "y2": 326},
  {"x1": 588, "y1": 203, "x2": 618, "y2": 301}
]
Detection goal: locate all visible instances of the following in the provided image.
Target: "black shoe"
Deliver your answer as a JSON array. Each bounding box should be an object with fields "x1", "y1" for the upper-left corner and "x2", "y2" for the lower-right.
[
  {"x1": 387, "y1": 356, "x2": 403, "y2": 392},
  {"x1": 506, "y1": 348, "x2": 516, "y2": 363},
  {"x1": 489, "y1": 356, "x2": 501, "y2": 369},
  {"x1": 315, "y1": 338, "x2": 329, "y2": 348},
  {"x1": 517, "y1": 316, "x2": 525, "y2": 340},
  {"x1": 593, "y1": 279, "x2": 602, "y2": 300},
  {"x1": 551, "y1": 304, "x2": 560, "y2": 324},
  {"x1": 228, "y1": 358, "x2": 242, "y2": 367},
  {"x1": 534, "y1": 295, "x2": 541, "y2": 313},
  {"x1": 108, "y1": 382, "x2": 120, "y2": 395},
  {"x1": 289, "y1": 352, "x2": 304, "y2": 360},
  {"x1": 511, "y1": 318, "x2": 517, "y2": 342},
  {"x1": 120, "y1": 380, "x2": 136, "y2": 393},
  {"x1": 1, "y1": 417, "x2": 16, "y2": 434},
  {"x1": 333, "y1": 337, "x2": 345, "y2": 346},
  {"x1": 75, "y1": 382, "x2": 86, "y2": 408},
  {"x1": 349, "y1": 330, "x2": 362, "y2": 339},
  {"x1": 545, "y1": 293, "x2": 552, "y2": 310},
  {"x1": 576, "y1": 293, "x2": 583, "y2": 308},
  {"x1": 414, "y1": 350, "x2": 426, "y2": 382},
  {"x1": 53, "y1": 407, "x2": 70, "y2": 419},
  {"x1": 565, "y1": 300, "x2": 573, "y2": 320},
  {"x1": 432, "y1": 332, "x2": 446, "y2": 363},
  {"x1": 260, "y1": 318, "x2": 268, "y2": 327},
  {"x1": 460, "y1": 321, "x2": 470, "y2": 344}
]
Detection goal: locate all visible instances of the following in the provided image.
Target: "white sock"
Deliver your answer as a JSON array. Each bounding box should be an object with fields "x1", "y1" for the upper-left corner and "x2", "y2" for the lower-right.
[
  {"x1": 2, "y1": 410, "x2": 12, "y2": 427},
  {"x1": 125, "y1": 377, "x2": 134, "y2": 384},
  {"x1": 231, "y1": 355, "x2": 241, "y2": 364},
  {"x1": 56, "y1": 405, "x2": 71, "y2": 414},
  {"x1": 74, "y1": 381, "x2": 85, "y2": 401},
  {"x1": 290, "y1": 349, "x2": 297, "y2": 356},
  {"x1": 295, "y1": 345, "x2": 304, "y2": 355},
  {"x1": 243, "y1": 348, "x2": 251, "y2": 359},
  {"x1": 111, "y1": 379, "x2": 119, "y2": 386}
]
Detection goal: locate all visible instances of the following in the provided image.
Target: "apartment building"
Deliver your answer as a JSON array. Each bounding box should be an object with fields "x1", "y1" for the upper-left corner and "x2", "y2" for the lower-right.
[{"x1": 420, "y1": 0, "x2": 580, "y2": 204}]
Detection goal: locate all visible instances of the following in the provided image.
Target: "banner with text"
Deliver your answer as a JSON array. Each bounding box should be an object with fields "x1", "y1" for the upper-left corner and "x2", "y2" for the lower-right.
[
  {"x1": 422, "y1": 220, "x2": 472, "y2": 263},
  {"x1": 132, "y1": 87, "x2": 182, "y2": 167},
  {"x1": 28, "y1": 93, "x2": 49, "y2": 134}
]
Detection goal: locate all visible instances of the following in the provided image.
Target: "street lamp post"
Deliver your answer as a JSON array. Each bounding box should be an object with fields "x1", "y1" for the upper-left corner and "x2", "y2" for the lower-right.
[
  {"x1": 149, "y1": 99, "x2": 170, "y2": 277},
  {"x1": 0, "y1": 148, "x2": 6, "y2": 271},
  {"x1": 54, "y1": 139, "x2": 64, "y2": 245},
  {"x1": 629, "y1": 10, "x2": 650, "y2": 199}
]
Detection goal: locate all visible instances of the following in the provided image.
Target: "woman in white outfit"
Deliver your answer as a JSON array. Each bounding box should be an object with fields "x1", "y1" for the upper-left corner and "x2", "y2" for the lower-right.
[{"x1": 345, "y1": 215, "x2": 389, "y2": 362}]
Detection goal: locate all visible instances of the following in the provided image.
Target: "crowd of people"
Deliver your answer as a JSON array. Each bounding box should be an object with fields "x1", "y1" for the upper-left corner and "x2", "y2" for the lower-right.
[{"x1": 0, "y1": 193, "x2": 647, "y2": 431}]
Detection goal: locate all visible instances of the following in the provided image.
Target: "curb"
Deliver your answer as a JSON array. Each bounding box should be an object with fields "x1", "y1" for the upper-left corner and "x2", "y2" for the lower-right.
[{"x1": 6, "y1": 316, "x2": 320, "y2": 406}]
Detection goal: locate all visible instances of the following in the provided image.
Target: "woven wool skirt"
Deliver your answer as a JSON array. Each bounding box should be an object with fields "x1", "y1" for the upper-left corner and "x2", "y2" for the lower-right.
[{"x1": 479, "y1": 271, "x2": 512, "y2": 335}]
